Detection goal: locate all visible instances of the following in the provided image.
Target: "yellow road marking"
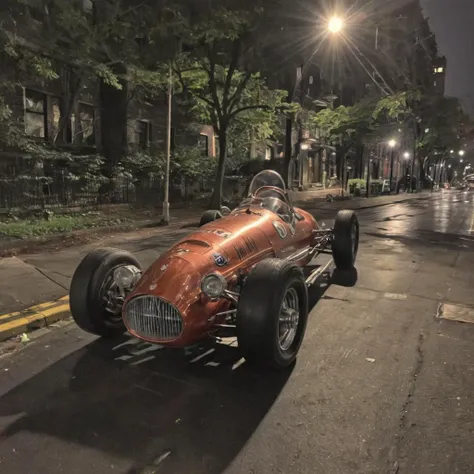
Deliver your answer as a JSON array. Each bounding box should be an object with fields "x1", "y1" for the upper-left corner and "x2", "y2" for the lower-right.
[
  {"x1": 0, "y1": 303, "x2": 71, "y2": 335},
  {"x1": 0, "y1": 296, "x2": 69, "y2": 322}
]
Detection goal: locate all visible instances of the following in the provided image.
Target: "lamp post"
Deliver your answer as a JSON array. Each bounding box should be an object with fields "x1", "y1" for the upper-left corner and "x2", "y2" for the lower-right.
[
  {"x1": 161, "y1": 65, "x2": 173, "y2": 225},
  {"x1": 388, "y1": 139, "x2": 397, "y2": 194},
  {"x1": 403, "y1": 152, "x2": 410, "y2": 193}
]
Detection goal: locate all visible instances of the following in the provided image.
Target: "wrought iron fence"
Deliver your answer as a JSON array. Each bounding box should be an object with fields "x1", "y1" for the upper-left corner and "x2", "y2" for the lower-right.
[{"x1": 0, "y1": 175, "x2": 138, "y2": 210}]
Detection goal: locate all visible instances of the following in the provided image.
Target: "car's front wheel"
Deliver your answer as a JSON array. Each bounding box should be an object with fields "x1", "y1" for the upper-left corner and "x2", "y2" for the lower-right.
[
  {"x1": 69, "y1": 247, "x2": 141, "y2": 337},
  {"x1": 331, "y1": 210, "x2": 359, "y2": 270},
  {"x1": 236, "y1": 259, "x2": 309, "y2": 370}
]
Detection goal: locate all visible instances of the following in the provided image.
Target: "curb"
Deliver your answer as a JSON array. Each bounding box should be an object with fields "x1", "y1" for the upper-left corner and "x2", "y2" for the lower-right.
[
  {"x1": 0, "y1": 296, "x2": 71, "y2": 343},
  {"x1": 303, "y1": 193, "x2": 439, "y2": 212}
]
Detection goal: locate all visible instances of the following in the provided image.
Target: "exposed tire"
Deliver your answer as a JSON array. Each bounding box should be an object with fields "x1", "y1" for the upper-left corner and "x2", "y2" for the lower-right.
[
  {"x1": 331, "y1": 210, "x2": 359, "y2": 270},
  {"x1": 237, "y1": 258, "x2": 309, "y2": 370},
  {"x1": 199, "y1": 210, "x2": 222, "y2": 227},
  {"x1": 69, "y1": 247, "x2": 141, "y2": 337}
]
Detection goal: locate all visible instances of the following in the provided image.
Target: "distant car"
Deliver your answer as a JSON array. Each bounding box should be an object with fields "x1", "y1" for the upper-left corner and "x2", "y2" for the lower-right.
[{"x1": 69, "y1": 170, "x2": 360, "y2": 370}]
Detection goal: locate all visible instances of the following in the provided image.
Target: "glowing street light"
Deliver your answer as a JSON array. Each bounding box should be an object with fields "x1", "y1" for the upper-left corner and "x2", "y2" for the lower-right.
[
  {"x1": 459, "y1": 150, "x2": 465, "y2": 157},
  {"x1": 328, "y1": 16, "x2": 344, "y2": 33},
  {"x1": 403, "y1": 152, "x2": 410, "y2": 159},
  {"x1": 388, "y1": 139, "x2": 397, "y2": 148},
  {"x1": 450, "y1": 150, "x2": 454, "y2": 154}
]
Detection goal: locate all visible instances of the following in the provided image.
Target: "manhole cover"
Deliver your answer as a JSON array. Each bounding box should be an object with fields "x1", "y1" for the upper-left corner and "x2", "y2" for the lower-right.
[{"x1": 439, "y1": 303, "x2": 474, "y2": 324}]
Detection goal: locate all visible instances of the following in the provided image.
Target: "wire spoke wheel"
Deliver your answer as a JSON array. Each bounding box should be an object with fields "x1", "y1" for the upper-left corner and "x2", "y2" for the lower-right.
[{"x1": 278, "y1": 287, "x2": 300, "y2": 351}]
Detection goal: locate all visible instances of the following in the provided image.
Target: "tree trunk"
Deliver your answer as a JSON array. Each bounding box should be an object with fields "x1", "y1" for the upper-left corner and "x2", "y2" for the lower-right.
[
  {"x1": 210, "y1": 129, "x2": 227, "y2": 209},
  {"x1": 355, "y1": 143, "x2": 365, "y2": 178},
  {"x1": 100, "y1": 63, "x2": 129, "y2": 176},
  {"x1": 283, "y1": 115, "x2": 293, "y2": 187}
]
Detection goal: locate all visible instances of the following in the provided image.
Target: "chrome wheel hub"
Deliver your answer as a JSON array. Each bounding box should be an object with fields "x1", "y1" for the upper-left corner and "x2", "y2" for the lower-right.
[{"x1": 278, "y1": 287, "x2": 300, "y2": 351}]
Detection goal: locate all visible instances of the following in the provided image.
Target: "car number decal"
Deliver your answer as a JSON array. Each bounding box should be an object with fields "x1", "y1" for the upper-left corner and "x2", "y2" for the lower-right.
[
  {"x1": 213, "y1": 253, "x2": 228, "y2": 267},
  {"x1": 272, "y1": 221, "x2": 288, "y2": 239}
]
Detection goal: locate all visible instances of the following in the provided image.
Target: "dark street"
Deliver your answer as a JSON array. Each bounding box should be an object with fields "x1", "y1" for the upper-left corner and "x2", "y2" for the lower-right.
[{"x1": 0, "y1": 191, "x2": 473, "y2": 474}]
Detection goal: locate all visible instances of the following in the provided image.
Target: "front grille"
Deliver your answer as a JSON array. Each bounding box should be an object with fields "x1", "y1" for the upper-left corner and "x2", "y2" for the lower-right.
[{"x1": 124, "y1": 296, "x2": 183, "y2": 341}]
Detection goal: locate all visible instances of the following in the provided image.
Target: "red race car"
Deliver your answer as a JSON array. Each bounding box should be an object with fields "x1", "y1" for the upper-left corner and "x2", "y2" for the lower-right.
[{"x1": 70, "y1": 170, "x2": 359, "y2": 370}]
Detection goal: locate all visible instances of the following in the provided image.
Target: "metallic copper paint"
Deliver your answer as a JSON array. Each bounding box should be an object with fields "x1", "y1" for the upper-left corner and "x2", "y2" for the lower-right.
[{"x1": 123, "y1": 205, "x2": 320, "y2": 347}]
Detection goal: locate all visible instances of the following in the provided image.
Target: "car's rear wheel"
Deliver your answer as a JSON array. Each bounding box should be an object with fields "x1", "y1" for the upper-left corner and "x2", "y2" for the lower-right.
[
  {"x1": 236, "y1": 259, "x2": 308, "y2": 370},
  {"x1": 331, "y1": 210, "x2": 359, "y2": 270},
  {"x1": 69, "y1": 247, "x2": 141, "y2": 337},
  {"x1": 199, "y1": 210, "x2": 222, "y2": 227}
]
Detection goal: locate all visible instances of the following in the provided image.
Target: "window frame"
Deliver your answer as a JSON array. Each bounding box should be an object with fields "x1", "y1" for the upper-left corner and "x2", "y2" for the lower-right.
[
  {"x1": 76, "y1": 102, "x2": 96, "y2": 146},
  {"x1": 24, "y1": 89, "x2": 47, "y2": 139}
]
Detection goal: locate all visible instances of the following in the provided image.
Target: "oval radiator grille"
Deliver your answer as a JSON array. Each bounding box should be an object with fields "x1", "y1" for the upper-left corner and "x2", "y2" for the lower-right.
[{"x1": 124, "y1": 296, "x2": 183, "y2": 341}]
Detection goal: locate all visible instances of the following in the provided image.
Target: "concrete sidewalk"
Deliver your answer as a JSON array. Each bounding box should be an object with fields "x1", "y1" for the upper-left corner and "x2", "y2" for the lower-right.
[{"x1": 0, "y1": 190, "x2": 440, "y2": 343}]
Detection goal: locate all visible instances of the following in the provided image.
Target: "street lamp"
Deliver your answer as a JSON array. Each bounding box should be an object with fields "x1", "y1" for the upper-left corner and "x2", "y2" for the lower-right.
[
  {"x1": 328, "y1": 16, "x2": 344, "y2": 33},
  {"x1": 459, "y1": 150, "x2": 465, "y2": 157},
  {"x1": 388, "y1": 139, "x2": 397, "y2": 194},
  {"x1": 403, "y1": 152, "x2": 410, "y2": 159}
]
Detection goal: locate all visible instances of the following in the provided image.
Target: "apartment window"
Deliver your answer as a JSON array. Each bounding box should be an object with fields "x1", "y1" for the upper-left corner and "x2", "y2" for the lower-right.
[
  {"x1": 198, "y1": 134, "x2": 209, "y2": 156},
  {"x1": 137, "y1": 120, "x2": 152, "y2": 150},
  {"x1": 24, "y1": 90, "x2": 46, "y2": 138},
  {"x1": 78, "y1": 103, "x2": 95, "y2": 145},
  {"x1": 51, "y1": 97, "x2": 61, "y2": 141}
]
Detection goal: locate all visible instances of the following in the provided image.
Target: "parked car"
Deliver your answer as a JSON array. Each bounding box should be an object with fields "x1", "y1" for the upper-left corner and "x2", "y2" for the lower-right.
[{"x1": 69, "y1": 170, "x2": 360, "y2": 370}]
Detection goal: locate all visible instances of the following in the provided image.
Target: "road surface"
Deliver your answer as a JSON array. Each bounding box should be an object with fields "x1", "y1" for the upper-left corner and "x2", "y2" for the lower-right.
[{"x1": 0, "y1": 191, "x2": 474, "y2": 474}]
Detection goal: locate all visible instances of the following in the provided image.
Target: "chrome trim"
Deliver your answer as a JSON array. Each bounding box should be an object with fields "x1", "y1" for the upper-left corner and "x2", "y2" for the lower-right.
[
  {"x1": 305, "y1": 258, "x2": 334, "y2": 286},
  {"x1": 124, "y1": 295, "x2": 183, "y2": 341},
  {"x1": 224, "y1": 290, "x2": 239, "y2": 304}
]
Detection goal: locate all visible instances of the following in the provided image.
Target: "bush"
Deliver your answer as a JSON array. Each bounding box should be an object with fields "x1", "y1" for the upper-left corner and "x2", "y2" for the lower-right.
[{"x1": 348, "y1": 178, "x2": 366, "y2": 195}]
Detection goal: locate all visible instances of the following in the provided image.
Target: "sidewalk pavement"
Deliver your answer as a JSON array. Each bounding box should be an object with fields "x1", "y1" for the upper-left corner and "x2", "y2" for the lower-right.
[{"x1": 0, "y1": 190, "x2": 439, "y2": 343}]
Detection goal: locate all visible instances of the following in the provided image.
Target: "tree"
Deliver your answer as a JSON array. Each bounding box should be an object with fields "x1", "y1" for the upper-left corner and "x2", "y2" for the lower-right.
[
  {"x1": 169, "y1": 3, "x2": 288, "y2": 208},
  {"x1": 2, "y1": 0, "x2": 169, "y2": 165},
  {"x1": 311, "y1": 91, "x2": 412, "y2": 180}
]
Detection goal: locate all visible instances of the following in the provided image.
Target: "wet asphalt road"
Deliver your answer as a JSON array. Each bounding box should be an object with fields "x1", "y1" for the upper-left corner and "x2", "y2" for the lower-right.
[{"x1": 1, "y1": 191, "x2": 474, "y2": 473}]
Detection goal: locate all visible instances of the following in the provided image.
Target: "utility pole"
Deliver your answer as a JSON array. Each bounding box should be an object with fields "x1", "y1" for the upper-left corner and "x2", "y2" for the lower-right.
[{"x1": 162, "y1": 65, "x2": 173, "y2": 225}]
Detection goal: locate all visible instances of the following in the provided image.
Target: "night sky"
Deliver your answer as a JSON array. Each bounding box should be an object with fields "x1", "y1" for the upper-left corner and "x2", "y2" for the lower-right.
[{"x1": 420, "y1": 0, "x2": 474, "y2": 117}]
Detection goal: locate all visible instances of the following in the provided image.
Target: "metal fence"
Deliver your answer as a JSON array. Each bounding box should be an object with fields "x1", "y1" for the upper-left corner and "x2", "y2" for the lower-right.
[{"x1": 0, "y1": 176, "x2": 138, "y2": 210}]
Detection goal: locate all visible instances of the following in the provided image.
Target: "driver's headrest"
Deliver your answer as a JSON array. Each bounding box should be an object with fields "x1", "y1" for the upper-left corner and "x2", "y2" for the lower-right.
[{"x1": 255, "y1": 188, "x2": 285, "y2": 200}]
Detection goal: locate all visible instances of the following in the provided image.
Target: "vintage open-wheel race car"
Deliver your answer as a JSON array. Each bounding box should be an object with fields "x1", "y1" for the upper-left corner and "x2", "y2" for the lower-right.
[{"x1": 69, "y1": 170, "x2": 359, "y2": 370}]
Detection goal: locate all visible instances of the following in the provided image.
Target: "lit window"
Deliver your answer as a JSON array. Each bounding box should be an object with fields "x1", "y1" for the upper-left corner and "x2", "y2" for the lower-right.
[
  {"x1": 78, "y1": 103, "x2": 95, "y2": 145},
  {"x1": 434, "y1": 67, "x2": 444, "y2": 73},
  {"x1": 24, "y1": 90, "x2": 46, "y2": 138},
  {"x1": 51, "y1": 97, "x2": 61, "y2": 141}
]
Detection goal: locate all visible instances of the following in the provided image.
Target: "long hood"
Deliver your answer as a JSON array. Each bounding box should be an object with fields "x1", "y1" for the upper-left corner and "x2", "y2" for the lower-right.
[{"x1": 127, "y1": 211, "x2": 274, "y2": 309}]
